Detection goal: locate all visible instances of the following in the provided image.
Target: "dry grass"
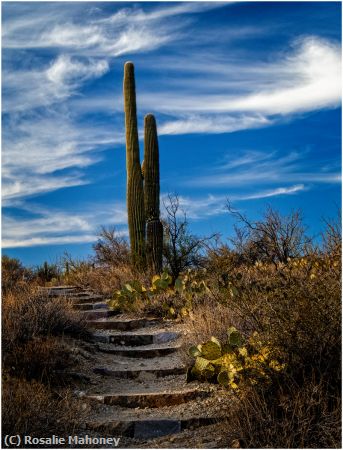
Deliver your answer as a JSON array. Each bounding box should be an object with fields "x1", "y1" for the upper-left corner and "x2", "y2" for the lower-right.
[
  {"x1": 63, "y1": 262, "x2": 149, "y2": 297},
  {"x1": 228, "y1": 376, "x2": 341, "y2": 448},
  {"x1": 2, "y1": 281, "x2": 91, "y2": 437},
  {"x1": 2, "y1": 285, "x2": 90, "y2": 382},
  {"x1": 2, "y1": 373, "x2": 85, "y2": 438}
]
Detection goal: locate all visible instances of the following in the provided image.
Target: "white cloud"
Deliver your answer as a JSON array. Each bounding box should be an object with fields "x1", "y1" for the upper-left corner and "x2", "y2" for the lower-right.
[
  {"x1": 2, "y1": 2, "x2": 220, "y2": 56},
  {"x1": 161, "y1": 184, "x2": 306, "y2": 220},
  {"x1": 102, "y1": 2, "x2": 226, "y2": 25},
  {"x1": 2, "y1": 203, "x2": 128, "y2": 248},
  {"x1": 239, "y1": 184, "x2": 306, "y2": 200},
  {"x1": 159, "y1": 114, "x2": 271, "y2": 135},
  {"x1": 2, "y1": 235, "x2": 98, "y2": 249},
  {"x1": 186, "y1": 149, "x2": 341, "y2": 188},
  {"x1": 46, "y1": 55, "x2": 108, "y2": 86},
  {"x1": 140, "y1": 37, "x2": 341, "y2": 134},
  {"x1": 2, "y1": 175, "x2": 88, "y2": 204},
  {"x1": 3, "y1": 55, "x2": 109, "y2": 113},
  {"x1": 2, "y1": 112, "x2": 123, "y2": 204}
]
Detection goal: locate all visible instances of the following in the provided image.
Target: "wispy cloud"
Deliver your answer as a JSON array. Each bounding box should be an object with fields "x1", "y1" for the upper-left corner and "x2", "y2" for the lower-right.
[
  {"x1": 162, "y1": 184, "x2": 306, "y2": 220},
  {"x1": 3, "y1": 54, "x2": 109, "y2": 113},
  {"x1": 143, "y1": 36, "x2": 341, "y2": 134},
  {"x1": 2, "y1": 2, "x2": 224, "y2": 54},
  {"x1": 187, "y1": 149, "x2": 341, "y2": 187},
  {"x1": 2, "y1": 203, "x2": 128, "y2": 248},
  {"x1": 2, "y1": 111, "x2": 123, "y2": 204},
  {"x1": 159, "y1": 114, "x2": 271, "y2": 135},
  {"x1": 239, "y1": 184, "x2": 306, "y2": 200}
]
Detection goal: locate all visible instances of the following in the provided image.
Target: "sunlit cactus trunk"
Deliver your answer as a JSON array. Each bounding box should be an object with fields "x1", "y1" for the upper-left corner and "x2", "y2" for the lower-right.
[
  {"x1": 123, "y1": 62, "x2": 146, "y2": 268},
  {"x1": 144, "y1": 114, "x2": 163, "y2": 273}
]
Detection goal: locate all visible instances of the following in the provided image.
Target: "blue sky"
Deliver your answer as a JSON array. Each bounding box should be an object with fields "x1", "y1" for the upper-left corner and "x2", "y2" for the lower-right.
[{"x1": 2, "y1": 1, "x2": 341, "y2": 267}]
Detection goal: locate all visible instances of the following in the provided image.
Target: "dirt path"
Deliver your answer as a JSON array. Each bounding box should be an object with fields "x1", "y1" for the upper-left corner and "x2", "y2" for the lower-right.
[{"x1": 46, "y1": 286, "x2": 235, "y2": 448}]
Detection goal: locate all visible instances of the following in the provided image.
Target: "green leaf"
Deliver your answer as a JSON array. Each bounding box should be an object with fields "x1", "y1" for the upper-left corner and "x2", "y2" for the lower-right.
[
  {"x1": 210, "y1": 336, "x2": 222, "y2": 348},
  {"x1": 124, "y1": 283, "x2": 135, "y2": 293},
  {"x1": 189, "y1": 346, "x2": 202, "y2": 358},
  {"x1": 227, "y1": 326, "x2": 242, "y2": 347},
  {"x1": 218, "y1": 371, "x2": 229, "y2": 386},
  {"x1": 161, "y1": 271, "x2": 170, "y2": 281},
  {"x1": 194, "y1": 356, "x2": 211, "y2": 373},
  {"x1": 222, "y1": 343, "x2": 234, "y2": 354},
  {"x1": 174, "y1": 277, "x2": 185, "y2": 294},
  {"x1": 152, "y1": 275, "x2": 161, "y2": 285},
  {"x1": 158, "y1": 279, "x2": 169, "y2": 290},
  {"x1": 201, "y1": 341, "x2": 222, "y2": 360},
  {"x1": 107, "y1": 299, "x2": 118, "y2": 309},
  {"x1": 238, "y1": 347, "x2": 248, "y2": 358}
]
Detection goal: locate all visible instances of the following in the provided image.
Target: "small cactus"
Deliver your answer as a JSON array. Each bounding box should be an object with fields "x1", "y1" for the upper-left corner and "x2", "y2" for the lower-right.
[
  {"x1": 199, "y1": 340, "x2": 222, "y2": 360},
  {"x1": 123, "y1": 62, "x2": 146, "y2": 268}
]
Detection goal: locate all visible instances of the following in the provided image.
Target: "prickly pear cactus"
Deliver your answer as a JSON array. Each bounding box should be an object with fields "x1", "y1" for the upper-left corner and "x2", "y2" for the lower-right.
[{"x1": 187, "y1": 328, "x2": 285, "y2": 390}]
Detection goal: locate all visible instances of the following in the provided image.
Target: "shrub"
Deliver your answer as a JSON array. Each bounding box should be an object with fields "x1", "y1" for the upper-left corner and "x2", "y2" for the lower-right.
[
  {"x1": 62, "y1": 253, "x2": 139, "y2": 297},
  {"x1": 162, "y1": 194, "x2": 217, "y2": 280},
  {"x1": 2, "y1": 285, "x2": 90, "y2": 381},
  {"x1": 35, "y1": 261, "x2": 61, "y2": 284},
  {"x1": 228, "y1": 376, "x2": 341, "y2": 448},
  {"x1": 2, "y1": 255, "x2": 31, "y2": 294},
  {"x1": 227, "y1": 204, "x2": 312, "y2": 267},
  {"x1": 93, "y1": 226, "x2": 130, "y2": 266},
  {"x1": 2, "y1": 374, "x2": 84, "y2": 438}
]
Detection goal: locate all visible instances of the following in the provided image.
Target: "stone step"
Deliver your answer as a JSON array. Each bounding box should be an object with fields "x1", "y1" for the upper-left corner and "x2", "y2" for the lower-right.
[
  {"x1": 92, "y1": 330, "x2": 180, "y2": 346},
  {"x1": 86, "y1": 388, "x2": 210, "y2": 408},
  {"x1": 42, "y1": 285, "x2": 79, "y2": 290},
  {"x1": 74, "y1": 302, "x2": 108, "y2": 311},
  {"x1": 69, "y1": 294, "x2": 105, "y2": 303},
  {"x1": 80, "y1": 309, "x2": 118, "y2": 320},
  {"x1": 87, "y1": 317, "x2": 160, "y2": 331},
  {"x1": 97, "y1": 342, "x2": 181, "y2": 358},
  {"x1": 93, "y1": 366, "x2": 186, "y2": 379},
  {"x1": 87, "y1": 416, "x2": 220, "y2": 439},
  {"x1": 40, "y1": 287, "x2": 80, "y2": 296}
]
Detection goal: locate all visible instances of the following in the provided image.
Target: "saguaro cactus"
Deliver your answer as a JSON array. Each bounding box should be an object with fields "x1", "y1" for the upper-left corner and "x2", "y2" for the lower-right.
[
  {"x1": 123, "y1": 62, "x2": 146, "y2": 268},
  {"x1": 144, "y1": 114, "x2": 163, "y2": 273}
]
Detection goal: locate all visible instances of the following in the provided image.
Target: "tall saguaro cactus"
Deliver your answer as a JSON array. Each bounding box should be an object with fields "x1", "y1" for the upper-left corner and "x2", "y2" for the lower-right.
[
  {"x1": 144, "y1": 114, "x2": 163, "y2": 273},
  {"x1": 123, "y1": 62, "x2": 146, "y2": 268}
]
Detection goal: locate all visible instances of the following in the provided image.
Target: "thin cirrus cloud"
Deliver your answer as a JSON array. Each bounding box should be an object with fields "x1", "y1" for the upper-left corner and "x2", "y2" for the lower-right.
[
  {"x1": 150, "y1": 37, "x2": 341, "y2": 135},
  {"x1": 3, "y1": 54, "x2": 109, "y2": 113},
  {"x1": 2, "y1": 203, "x2": 128, "y2": 249},
  {"x1": 2, "y1": 110, "x2": 124, "y2": 204},
  {"x1": 185, "y1": 149, "x2": 341, "y2": 188},
  {"x1": 2, "y1": 2, "x2": 223, "y2": 53},
  {"x1": 166, "y1": 184, "x2": 307, "y2": 220}
]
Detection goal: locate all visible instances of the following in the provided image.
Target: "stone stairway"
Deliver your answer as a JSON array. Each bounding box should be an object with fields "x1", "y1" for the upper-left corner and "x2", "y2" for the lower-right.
[{"x1": 42, "y1": 285, "x2": 229, "y2": 443}]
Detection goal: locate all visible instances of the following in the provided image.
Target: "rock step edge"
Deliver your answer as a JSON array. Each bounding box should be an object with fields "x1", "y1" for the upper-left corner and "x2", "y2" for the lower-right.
[
  {"x1": 93, "y1": 366, "x2": 186, "y2": 379},
  {"x1": 86, "y1": 389, "x2": 210, "y2": 408},
  {"x1": 87, "y1": 417, "x2": 222, "y2": 439}
]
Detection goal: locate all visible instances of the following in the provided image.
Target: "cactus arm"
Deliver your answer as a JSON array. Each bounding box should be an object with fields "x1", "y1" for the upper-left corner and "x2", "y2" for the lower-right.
[
  {"x1": 123, "y1": 62, "x2": 146, "y2": 268},
  {"x1": 144, "y1": 113, "x2": 163, "y2": 273}
]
